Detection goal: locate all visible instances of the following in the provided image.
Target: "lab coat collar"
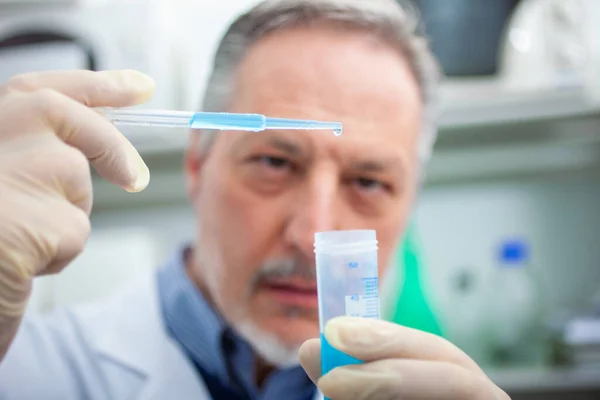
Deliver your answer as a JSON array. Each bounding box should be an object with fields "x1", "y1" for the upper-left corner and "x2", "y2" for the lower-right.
[{"x1": 73, "y1": 271, "x2": 210, "y2": 399}]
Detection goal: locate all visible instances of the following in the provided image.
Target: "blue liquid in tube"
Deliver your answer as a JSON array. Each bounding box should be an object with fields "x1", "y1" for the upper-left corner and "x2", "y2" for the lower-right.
[{"x1": 321, "y1": 333, "x2": 362, "y2": 373}]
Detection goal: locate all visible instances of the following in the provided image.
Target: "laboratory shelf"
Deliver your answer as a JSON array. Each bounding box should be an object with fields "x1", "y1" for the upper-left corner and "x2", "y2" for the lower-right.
[
  {"x1": 437, "y1": 79, "x2": 594, "y2": 130},
  {"x1": 423, "y1": 80, "x2": 600, "y2": 185}
]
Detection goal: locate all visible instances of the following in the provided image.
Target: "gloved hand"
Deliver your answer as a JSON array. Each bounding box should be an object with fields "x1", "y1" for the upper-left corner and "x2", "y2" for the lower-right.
[
  {"x1": 0, "y1": 70, "x2": 155, "y2": 361},
  {"x1": 299, "y1": 317, "x2": 510, "y2": 400}
]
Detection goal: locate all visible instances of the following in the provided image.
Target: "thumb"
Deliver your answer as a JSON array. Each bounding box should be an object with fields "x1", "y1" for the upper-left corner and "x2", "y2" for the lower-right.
[{"x1": 299, "y1": 338, "x2": 322, "y2": 384}]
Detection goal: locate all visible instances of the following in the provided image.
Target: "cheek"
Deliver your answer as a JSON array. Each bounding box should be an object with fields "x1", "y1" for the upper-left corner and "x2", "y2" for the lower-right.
[
  {"x1": 196, "y1": 165, "x2": 288, "y2": 294},
  {"x1": 193, "y1": 171, "x2": 255, "y2": 302},
  {"x1": 214, "y1": 174, "x2": 286, "y2": 259}
]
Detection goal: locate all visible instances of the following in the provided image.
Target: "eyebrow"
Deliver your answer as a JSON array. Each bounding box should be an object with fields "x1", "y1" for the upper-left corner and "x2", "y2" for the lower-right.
[{"x1": 265, "y1": 135, "x2": 303, "y2": 156}]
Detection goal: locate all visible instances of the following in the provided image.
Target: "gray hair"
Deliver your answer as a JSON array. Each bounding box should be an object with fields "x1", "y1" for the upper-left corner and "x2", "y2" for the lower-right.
[{"x1": 198, "y1": 0, "x2": 441, "y2": 170}]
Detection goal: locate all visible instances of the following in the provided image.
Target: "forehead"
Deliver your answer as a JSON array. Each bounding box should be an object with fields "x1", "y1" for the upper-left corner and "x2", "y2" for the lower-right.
[{"x1": 226, "y1": 25, "x2": 422, "y2": 163}]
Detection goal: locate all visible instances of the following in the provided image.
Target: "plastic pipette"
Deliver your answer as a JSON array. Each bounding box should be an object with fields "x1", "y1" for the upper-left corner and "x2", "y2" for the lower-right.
[{"x1": 100, "y1": 108, "x2": 342, "y2": 136}]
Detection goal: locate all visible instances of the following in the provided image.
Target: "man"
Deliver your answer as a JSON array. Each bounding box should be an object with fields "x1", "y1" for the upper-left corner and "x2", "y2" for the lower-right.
[{"x1": 0, "y1": 0, "x2": 509, "y2": 399}]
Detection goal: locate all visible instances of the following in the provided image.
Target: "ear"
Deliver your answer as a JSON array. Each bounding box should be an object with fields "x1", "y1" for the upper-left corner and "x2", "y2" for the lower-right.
[{"x1": 184, "y1": 130, "x2": 207, "y2": 203}]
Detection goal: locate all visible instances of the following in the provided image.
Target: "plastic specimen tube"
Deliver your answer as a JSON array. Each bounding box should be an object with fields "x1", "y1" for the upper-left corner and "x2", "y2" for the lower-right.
[{"x1": 314, "y1": 230, "x2": 380, "y2": 400}]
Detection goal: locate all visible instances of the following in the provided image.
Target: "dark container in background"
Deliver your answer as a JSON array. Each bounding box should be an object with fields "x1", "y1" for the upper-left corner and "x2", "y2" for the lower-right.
[{"x1": 409, "y1": 0, "x2": 520, "y2": 76}]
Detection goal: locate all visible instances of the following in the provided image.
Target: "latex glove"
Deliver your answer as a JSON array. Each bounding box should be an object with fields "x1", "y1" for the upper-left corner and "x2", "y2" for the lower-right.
[
  {"x1": 0, "y1": 70, "x2": 154, "y2": 360},
  {"x1": 299, "y1": 317, "x2": 510, "y2": 400}
]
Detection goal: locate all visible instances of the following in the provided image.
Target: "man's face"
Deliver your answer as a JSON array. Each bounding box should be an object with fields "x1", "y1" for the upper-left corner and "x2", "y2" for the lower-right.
[{"x1": 186, "y1": 25, "x2": 422, "y2": 364}]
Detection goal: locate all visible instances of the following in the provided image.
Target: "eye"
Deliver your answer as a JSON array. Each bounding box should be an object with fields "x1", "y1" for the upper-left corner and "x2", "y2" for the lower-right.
[
  {"x1": 352, "y1": 177, "x2": 386, "y2": 193},
  {"x1": 256, "y1": 155, "x2": 291, "y2": 170}
]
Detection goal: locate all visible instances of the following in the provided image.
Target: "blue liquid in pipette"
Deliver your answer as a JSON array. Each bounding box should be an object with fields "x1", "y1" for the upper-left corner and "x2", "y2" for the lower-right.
[
  {"x1": 188, "y1": 112, "x2": 343, "y2": 135},
  {"x1": 189, "y1": 112, "x2": 266, "y2": 131},
  {"x1": 321, "y1": 333, "x2": 362, "y2": 400}
]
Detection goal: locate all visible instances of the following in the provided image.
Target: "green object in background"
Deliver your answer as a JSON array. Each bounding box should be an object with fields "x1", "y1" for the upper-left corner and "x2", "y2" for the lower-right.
[{"x1": 389, "y1": 226, "x2": 445, "y2": 337}]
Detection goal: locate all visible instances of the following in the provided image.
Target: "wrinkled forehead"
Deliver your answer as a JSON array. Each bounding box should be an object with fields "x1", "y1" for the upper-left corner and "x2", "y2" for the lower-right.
[{"x1": 234, "y1": 25, "x2": 421, "y2": 123}]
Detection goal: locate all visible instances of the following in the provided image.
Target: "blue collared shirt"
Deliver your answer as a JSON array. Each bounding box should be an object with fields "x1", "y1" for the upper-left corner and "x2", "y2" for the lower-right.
[{"x1": 156, "y1": 246, "x2": 316, "y2": 400}]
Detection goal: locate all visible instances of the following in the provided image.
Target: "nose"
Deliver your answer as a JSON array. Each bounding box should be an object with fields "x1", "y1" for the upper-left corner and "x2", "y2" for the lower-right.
[{"x1": 284, "y1": 166, "x2": 339, "y2": 258}]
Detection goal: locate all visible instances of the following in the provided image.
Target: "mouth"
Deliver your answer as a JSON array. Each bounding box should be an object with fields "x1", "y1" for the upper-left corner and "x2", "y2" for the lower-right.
[{"x1": 260, "y1": 278, "x2": 319, "y2": 309}]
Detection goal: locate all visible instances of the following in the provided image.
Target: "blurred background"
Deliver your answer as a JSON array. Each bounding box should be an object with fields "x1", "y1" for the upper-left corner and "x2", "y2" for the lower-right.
[{"x1": 2, "y1": 0, "x2": 600, "y2": 398}]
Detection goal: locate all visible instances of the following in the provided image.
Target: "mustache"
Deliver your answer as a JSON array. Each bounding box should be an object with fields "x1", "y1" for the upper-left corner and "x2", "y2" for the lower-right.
[{"x1": 253, "y1": 257, "x2": 317, "y2": 284}]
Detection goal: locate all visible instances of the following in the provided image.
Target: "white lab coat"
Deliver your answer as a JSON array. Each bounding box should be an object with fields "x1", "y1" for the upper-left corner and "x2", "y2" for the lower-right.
[{"x1": 0, "y1": 272, "x2": 323, "y2": 400}]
